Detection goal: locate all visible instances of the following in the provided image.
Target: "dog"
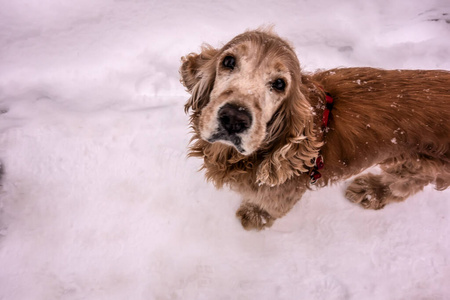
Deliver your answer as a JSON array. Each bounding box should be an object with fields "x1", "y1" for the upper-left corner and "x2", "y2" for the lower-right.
[{"x1": 180, "y1": 29, "x2": 450, "y2": 230}]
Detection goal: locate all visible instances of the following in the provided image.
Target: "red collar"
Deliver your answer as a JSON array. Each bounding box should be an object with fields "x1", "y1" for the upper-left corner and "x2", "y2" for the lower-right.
[
  {"x1": 310, "y1": 91, "x2": 334, "y2": 184},
  {"x1": 322, "y1": 92, "x2": 334, "y2": 128}
]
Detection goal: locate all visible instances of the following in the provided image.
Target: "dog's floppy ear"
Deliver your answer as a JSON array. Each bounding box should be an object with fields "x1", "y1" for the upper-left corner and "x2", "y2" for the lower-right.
[
  {"x1": 256, "y1": 85, "x2": 323, "y2": 186},
  {"x1": 180, "y1": 45, "x2": 218, "y2": 113}
]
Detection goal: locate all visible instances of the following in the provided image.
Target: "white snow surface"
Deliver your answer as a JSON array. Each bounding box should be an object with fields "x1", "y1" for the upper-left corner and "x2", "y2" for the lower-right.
[{"x1": 1, "y1": 1, "x2": 450, "y2": 299}]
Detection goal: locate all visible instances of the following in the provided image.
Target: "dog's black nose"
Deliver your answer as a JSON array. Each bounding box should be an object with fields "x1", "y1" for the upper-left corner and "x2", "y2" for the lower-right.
[{"x1": 218, "y1": 103, "x2": 252, "y2": 135}]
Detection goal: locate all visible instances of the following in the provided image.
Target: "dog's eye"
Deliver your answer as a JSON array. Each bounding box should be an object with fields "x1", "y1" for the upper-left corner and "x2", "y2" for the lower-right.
[
  {"x1": 272, "y1": 78, "x2": 286, "y2": 92},
  {"x1": 222, "y1": 56, "x2": 236, "y2": 70}
]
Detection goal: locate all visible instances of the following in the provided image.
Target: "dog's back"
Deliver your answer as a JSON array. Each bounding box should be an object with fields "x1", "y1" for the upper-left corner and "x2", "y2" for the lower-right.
[{"x1": 312, "y1": 68, "x2": 450, "y2": 178}]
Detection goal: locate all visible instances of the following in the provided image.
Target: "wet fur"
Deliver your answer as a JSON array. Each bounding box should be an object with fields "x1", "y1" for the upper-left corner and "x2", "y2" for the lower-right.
[{"x1": 180, "y1": 30, "x2": 450, "y2": 230}]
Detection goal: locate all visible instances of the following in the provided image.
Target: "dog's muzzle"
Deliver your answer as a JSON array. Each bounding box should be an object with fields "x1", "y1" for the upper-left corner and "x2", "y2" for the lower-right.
[{"x1": 208, "y1": 103, "x2": 252, "y2": 153}]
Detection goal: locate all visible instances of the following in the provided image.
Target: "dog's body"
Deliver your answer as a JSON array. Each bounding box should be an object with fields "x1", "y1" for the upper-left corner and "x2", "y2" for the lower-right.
[{"x1": 180, "y1": 30, "x2": 450, "y2": 230}]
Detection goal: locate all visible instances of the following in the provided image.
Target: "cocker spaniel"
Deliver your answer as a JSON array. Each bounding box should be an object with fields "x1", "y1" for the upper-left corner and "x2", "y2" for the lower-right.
[{"x1": 180, "y1": 30, "x2": 450, "y2": 230}]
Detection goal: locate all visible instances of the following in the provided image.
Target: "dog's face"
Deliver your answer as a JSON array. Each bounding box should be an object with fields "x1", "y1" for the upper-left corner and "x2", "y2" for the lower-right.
[
  {"x1": 181, "y1": 30, "x2": 322, "y2": 185},
  {"x1": 198, "y1": 40, "x2": 295, "y2": 155},
  {"x1": 181, "y1": 31, "x2": 302, "y2": 156}
]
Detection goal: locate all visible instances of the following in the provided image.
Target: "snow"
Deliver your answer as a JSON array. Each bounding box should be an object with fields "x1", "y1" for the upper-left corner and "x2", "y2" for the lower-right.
[{"x1": 1, "y1": 0, "x2": 450, "y2": 299}]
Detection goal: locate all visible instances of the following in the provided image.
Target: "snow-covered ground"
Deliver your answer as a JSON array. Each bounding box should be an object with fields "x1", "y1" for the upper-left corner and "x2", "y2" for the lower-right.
[{"x1": 1, "y1": 0, "x2": 449, "y2": 299}]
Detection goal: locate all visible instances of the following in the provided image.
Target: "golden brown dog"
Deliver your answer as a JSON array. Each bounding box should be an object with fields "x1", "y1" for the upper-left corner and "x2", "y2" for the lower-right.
[{"x1": 180, "y1": 30, "x2": 450, "y2": 230}]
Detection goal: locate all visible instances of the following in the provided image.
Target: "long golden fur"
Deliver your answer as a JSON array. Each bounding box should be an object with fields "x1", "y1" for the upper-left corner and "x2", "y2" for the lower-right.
[{"x1": 180, "y1": 30, "x2": 450, "y2": 230}]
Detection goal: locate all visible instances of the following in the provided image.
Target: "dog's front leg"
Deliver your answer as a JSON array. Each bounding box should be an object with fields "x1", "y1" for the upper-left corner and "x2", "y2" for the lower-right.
[
  {"x1": 236, "y1": 184, "x2": 306, "y2": 230},
  {"x1": 236, "y1": 202, "x2": 275, "y2": 230}
]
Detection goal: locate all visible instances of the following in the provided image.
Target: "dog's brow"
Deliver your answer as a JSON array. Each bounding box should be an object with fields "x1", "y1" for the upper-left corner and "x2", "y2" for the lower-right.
[{"x1": 273, "y1": 62, "x2": 286, "y2": 72}]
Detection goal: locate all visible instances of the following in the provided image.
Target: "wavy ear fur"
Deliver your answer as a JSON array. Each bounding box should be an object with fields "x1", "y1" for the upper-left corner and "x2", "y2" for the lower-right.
[
  {"x1": 256, "y1": 82, "x2": 323, "y2": 186},
  {"x1": 180, "y1": 45, "x2": 218, "y2": 113}
]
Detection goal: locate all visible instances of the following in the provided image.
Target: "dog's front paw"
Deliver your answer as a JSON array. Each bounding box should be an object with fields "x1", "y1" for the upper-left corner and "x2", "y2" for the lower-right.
[
  {"x1": 345, "y1": 175, "x2": 388, "y2": 210},
  {"x1": 236, "y1": 203, "x2": 275, "y2": 230}
]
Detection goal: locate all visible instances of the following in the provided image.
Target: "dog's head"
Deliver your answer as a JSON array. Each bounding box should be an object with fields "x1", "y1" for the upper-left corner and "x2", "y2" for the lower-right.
[{"x1": 181, "y1": 30, "x2": 322, "y2": 185}]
